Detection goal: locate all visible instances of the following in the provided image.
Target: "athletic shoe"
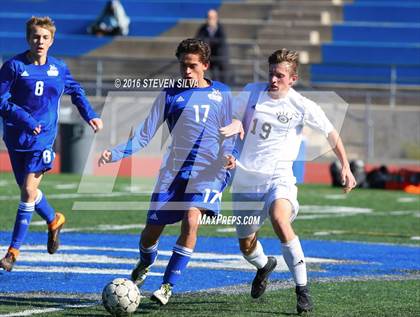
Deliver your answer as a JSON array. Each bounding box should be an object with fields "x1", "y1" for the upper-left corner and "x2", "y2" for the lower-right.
[
  {"x1": 0, "y1": 248, "x2": 19, "y2": 272},
  {"x1": 151, "y1": 283, "x2": 172, "y2": 305},
  {"x1": 296, "y1": 285, "x2": 314, "y2": 314},
  {"x1": 251, "y1": 256, "x2": 277, "y2": 298},
  {"x1": 131, "y1": 260, "x2": 150, "y2": 286},
  {"x1": 47, "y1": 212, "x2": 66, "y2": 254}
]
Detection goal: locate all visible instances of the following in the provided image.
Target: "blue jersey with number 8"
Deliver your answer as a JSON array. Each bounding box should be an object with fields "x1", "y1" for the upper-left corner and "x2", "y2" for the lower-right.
[{"x1": 0, "y1": 51, "x2": 98, "y2": 152}]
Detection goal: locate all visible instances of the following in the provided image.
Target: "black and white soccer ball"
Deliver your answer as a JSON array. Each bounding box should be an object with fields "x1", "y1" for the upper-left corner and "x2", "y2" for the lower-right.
[{"x1": 102, "y1": 278, "x2": 141, "y2": 316}]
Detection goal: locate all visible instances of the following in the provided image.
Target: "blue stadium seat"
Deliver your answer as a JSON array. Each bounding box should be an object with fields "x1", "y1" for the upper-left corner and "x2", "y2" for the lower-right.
[
  {"x1": 322, "y1": 42, "x2": 420, "y2": 65},
  {"x1": 0, "y1": 32, "x2": 112, "y2": 57},
  {"x1": 311, "y1": 1, "x2": 420, "y2": 85},
  {"x1": 332, "y1": 23, "x2": 420, "y2": 44},
  {"x1": 343, "y1": 3, "x2": 420, "y2": 23},
  {"x1": 0, "y1": 0, "x2": 226, "y2": 55},
  {"x1": 311, "y1": 64, "x2": 420, "y2": 85}
]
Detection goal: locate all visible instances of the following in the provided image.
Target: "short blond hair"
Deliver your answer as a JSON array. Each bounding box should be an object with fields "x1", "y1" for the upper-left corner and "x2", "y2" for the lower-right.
[
  {"x1": 26, "y1": 16, "x2": 56, "y2": 39},
  {"x1": 268, "y1": 48, "x2": 299, "y2": 75}
]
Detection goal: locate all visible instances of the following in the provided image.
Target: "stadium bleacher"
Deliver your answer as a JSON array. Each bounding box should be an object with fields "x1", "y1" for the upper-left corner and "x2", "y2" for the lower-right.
[
  {"x1": 310, "y1": 0, "x2": 420, "y2": 85},
  {"x1": 0, "y1": 0, "x2": 225, "y2": 56},
  {"x1": 1, "y1": 1, "x2": 419, "y2": 94}
]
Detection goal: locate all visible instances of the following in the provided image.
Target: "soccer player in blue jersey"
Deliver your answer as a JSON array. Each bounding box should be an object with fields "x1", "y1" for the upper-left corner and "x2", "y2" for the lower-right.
[
  {"x1": 0, "y1": 16, "x2": 103, "y2": 271},
  {"x1": 99, "y1": 38, "x2": 235, "y2": 305}
]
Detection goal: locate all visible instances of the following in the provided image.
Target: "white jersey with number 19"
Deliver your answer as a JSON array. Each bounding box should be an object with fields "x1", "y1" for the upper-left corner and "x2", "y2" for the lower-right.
[{"x1": 233, "y1": 83, "x2": 334, "y2": 188}]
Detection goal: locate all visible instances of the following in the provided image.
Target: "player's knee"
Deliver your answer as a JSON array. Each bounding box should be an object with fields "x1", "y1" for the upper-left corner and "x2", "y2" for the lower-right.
[
  {"x1": 239, "y1": 236, "x2": 257, "y2": 256},
  {"x1": 272, "y1": 217, "x2": 291, "y2": 231},
  {"x1": 140, "y1": 236, "x2": 158, "y2": 248},
  {"x1": 140, "y1": 231, "x2": 160, "y2": 248},
  {"x1": 182, "y1": 209, "x2": 201, "y2": 234},
  {"x1": 20, "y1": 185, "x2": 38, "y2": 202},
  {"x1": 272, "y1": 219, "x2": 295, "y2": 242},
  {"x1": 181, "y1": 222, "x2": 199, "y2": 238}
]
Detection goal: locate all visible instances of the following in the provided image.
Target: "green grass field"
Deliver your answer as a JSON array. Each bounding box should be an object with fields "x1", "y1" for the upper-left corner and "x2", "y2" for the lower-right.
[{"x1": 0, "y1": 172, "x2": 419, "y2": 316}]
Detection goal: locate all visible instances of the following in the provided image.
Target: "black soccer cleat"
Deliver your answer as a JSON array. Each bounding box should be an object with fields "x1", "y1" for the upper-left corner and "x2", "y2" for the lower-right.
[
  {"x1": 131, "y1": 260, "x2": 150, "y2": 286},
  {"x1": 296, "y1": 285, "x2": 314, "y2": 314},
  {"x1": 251, "y1": 256, "x2": 277, "y2": 298}
]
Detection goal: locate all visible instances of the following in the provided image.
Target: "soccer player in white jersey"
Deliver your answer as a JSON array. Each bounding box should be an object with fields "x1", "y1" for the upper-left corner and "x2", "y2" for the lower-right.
[{"x1": 221, "y1": 48, "x2": 356, "y2": 314}]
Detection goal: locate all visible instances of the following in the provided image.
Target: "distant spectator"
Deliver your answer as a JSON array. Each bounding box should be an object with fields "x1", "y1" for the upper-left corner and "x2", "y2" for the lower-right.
[
  {"x1": 196, "y1": 9, "x2": 229, "y2": 83},
  {"x1": 88, "y1": 0, "x2": 130, "y2": 36}
]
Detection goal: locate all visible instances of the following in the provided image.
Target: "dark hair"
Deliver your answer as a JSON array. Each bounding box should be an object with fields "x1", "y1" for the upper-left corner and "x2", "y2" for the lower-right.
[
  {"x1": 268, "y1": 48, "x2": 299, "y2": 75},
  {"x1": 175, "y1": 38, "x2": 211, "y2": 64}
]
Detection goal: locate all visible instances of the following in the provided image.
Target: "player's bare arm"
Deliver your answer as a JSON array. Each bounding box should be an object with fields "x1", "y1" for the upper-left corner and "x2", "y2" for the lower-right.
[
  {"x1": 98, "y1": 150, "x2": 112, "y2": 166},
  {"x1": 223, "y1": 154, "x2": 236, "y2": 169},
  {"x1": 327, "y1": 129, "x2": 357, "y2": 193},
  {"x1": 32, "y1": 124, "x2": 41, "y2": 135},
  {"x1": 220, "y1": 118, "x2": 244, "y2": 140},
  {"x1": 89, "y1": 118, "x2": 103, "y2": 133}
]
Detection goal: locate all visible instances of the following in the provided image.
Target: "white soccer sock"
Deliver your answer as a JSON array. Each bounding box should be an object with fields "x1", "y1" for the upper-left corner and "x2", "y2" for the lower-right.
[
  {"x1": 281, "y1": 236, "x2": 307, "y2": 286},
  {"x1": 243, "y1": 240, "x2": 268, "y2": 269}
]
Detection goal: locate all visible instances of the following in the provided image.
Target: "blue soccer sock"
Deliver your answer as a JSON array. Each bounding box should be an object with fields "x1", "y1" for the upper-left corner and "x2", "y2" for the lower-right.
[
  {"x1": 34, "y1": 189, "x2": 55, "y2": 224},
  {"x1": 10, "y1": 201, "x2": 35, "y2": 250},
  {"x1": 163, "y1": 244, "x2": 193, "y2": 286},
  {"x1": 140, "y1": 241, "x2": 159, "y2": 267}
]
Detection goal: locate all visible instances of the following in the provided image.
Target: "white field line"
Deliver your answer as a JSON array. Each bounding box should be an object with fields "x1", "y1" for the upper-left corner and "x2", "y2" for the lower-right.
[
  {"x1": 28, "y1": 223, "x2": 145, "y2": 232},
  {"x1": 0, "y1": 245, "x2": 340, "y2": 273},
  {"x1": 30, "y1": 221, "x2": 45, "y2": 227},
  {"x1": 324, "y1": 194, "x2": 347, "y2": 200},
  {"x1": 53, "y1": 183, "x2": 78, "y2": 190},
  {"x1": 62, "y1": 224, "x2": 146, "y2": 232},
  {"x1": 299, "y1": 205, "x2": 372, "y2": 213},
  {"x1": 14, "y1": 266, "x2": 164, "y2": 276},
  {"x1": 201, "y1": 273, "x2": 420, "y2": 295},
  {"x1": 0, "y1": 303, "x2": 95, "y2": 317},
  {"x1": 313, "y1": 230, "x2": 346, "y2": 236},
  {"x1": 397, "y1": 197, "x2": 419, "y2": 203},
  {"x1": 0, "y1": 192, "x2": 137, "y2": 201},
  {"x1": 216, "y1": 227, "x2": 236, "y2": 233}
]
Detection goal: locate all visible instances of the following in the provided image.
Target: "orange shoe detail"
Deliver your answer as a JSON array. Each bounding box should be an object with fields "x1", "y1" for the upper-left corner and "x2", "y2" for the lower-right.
[{"x1": 47, "y1": 212, "x2": 66, "y2": 254}]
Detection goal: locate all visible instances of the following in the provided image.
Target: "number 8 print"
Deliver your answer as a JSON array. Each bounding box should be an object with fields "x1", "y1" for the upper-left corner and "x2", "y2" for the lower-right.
[
  {"x1": 35, "y1": 81, "x2": 44, "y2": 96},
  {"x1": 42, "y1": 149, "x2": 53, "y2": 164}
]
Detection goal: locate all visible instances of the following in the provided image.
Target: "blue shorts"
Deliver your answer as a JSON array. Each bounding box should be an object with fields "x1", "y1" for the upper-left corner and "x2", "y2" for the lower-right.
[
  {"x1": 147, "y1": 169, "x2": 229, "y2": 225},
  {"x1": 8, "y1": 149, "x2": 55, "y2": 186}
]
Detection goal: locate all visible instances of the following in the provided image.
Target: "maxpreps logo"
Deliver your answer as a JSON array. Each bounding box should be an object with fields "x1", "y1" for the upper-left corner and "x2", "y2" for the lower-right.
[
  {"x1": 208, "y1": 89, "x2": 223, "y2": 102},
  {"x1": 47, "y1": 64, "x2": 59, "y2": 77},
  {"x1": 276, "y1": 111, "x2": 293, "y2": 124}
]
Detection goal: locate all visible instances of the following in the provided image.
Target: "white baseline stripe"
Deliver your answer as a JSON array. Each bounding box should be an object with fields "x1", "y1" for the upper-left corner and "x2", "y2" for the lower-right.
[
  {"x1": 62, "y1": 224, "x2": 145, "y2": 233},
  {"x1": 0, "y1": 308, "x2": 62, "y2": 317},
  {"x1": 0, "y1": 245, "x2": 341, "y2": 272},
  {"x1": 14, "y1": 265, "x2": 163, "y2": 276},
  {"x1": 0, "y1": 303, "x2": 95, "y2": 317}
]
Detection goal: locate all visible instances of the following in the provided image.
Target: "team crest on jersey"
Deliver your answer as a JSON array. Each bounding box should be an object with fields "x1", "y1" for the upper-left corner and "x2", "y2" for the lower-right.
[
  {"x1": 277, "y1": 111, "x2": 292, "y2": 124},
  {"x1": 47, "y1": 64, "x2": 59, "y2": 76},
  {"x1": 208, "y1": 89, "x2": 223, "y2": 102}
]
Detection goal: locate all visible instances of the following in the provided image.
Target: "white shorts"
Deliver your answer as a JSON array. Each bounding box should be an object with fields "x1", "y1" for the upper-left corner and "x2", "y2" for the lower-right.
[{"x1": 232, "y1": 180, "x2": 299, "y2": 239}]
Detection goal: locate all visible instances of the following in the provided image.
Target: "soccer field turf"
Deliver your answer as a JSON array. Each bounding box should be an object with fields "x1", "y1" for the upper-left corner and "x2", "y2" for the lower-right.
[{"x1": 0, "y1": 172, "x2": 419, "y2": 316}]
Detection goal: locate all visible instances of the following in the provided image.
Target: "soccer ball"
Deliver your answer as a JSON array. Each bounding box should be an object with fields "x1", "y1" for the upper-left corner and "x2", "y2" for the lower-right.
[{"x1": 102, "y1": 278, "x2": 141, "y2": 316}]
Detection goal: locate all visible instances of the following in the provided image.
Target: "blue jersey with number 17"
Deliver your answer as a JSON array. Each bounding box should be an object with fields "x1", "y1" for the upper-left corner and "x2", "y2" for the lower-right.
[
  {"x1": 0, "y1": 51, "x2": 98, "y2": 152},
  {"x1": 111, "y1": 80, "x2": 235, "y2": 182}
]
